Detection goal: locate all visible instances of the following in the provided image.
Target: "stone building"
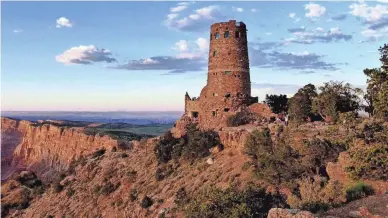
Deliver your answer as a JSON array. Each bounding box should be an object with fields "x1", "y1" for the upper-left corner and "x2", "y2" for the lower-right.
[{"x1": 181, "y1": 20, "x2": 272, "y2": 131}]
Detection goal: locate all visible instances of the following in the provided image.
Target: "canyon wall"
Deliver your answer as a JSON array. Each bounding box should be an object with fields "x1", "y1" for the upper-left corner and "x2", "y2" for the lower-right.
[{"x1": 1, "y1": 117, "x2": 119, "y2": 181}]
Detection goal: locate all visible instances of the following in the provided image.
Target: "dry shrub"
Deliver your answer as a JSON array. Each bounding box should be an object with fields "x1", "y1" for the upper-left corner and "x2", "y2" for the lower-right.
[{"x1": 287, "y1": 176, "x2": 346, "y2": 213}]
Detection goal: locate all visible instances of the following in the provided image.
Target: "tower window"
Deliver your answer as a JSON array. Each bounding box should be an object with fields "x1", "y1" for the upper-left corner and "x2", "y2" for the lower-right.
[
  {"x1": 225, "y1": 71, "x2": 232, "y2": 75},
  {"x1": 215, "y1": 32, "x2": 220, "y2": 39},
  {"x1": 225, "y1": 92, "x2": 231, "y2": 98},
  {"x1": 192, "y1": 111, "x2": 199, "y2": 118},
  {"x1": 213, "y1": 93, "x2": 218, "y2": 96},
  {"x1": 224, "y1": 31, "x2": 230, "y2": 38},
  {"x1": 213, "y1": 50, "x2": 217, "y2": 57},
  {"x1": 212, "y1": 111, "x2": 217, "y2": 116},
  {"x1": 224, "y1": 108, "x2": 230, "y2": 112},
  {"x1": 235, "y1": 31, "x2": 240, "y2": 38}
]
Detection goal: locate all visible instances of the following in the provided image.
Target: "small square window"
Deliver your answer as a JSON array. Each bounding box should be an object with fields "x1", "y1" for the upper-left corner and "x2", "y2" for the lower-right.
[
  {"x1": 224, "y1": 108, "x2": 230, "y2": 112},
  {"x1": 213, "y1": 50, "x2": 216, "y2": 57},
  {"x1": 235, "y1": 31, "x2": 240, "y2": 38},
  {"x1": 224, "y1": 31, "x2": 230, "y2": 38},
  {"x1": 225, "y1": 71, "x2": 232, "y2": 75},
  {"x1": 215, "y1": 32, "x2": 220, "y2": 39},
  {"x1": 212, "y1": 111, "x2": 217, "y2": 116},
  {"x1": 213, "y1": 93, "x2": 218, "y2": 96}
]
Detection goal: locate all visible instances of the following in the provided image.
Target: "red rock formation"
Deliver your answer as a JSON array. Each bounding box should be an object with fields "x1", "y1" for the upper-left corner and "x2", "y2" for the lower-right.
[
  {"x1": 1, "y1": 117, "x2": 119, "y2": 181},
  {"x1": 267, "y1": 208, "x2": 314, "y2": 218}
]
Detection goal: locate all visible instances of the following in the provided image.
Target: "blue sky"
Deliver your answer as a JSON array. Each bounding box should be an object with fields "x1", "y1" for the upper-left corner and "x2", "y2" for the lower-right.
[{"x1": 2, "y1": 1, "x2": 387, "y2": 111}]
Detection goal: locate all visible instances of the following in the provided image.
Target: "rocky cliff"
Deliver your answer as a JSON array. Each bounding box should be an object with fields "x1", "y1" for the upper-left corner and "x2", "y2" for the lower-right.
[{"x1": 1, "y1": 117, "x2": 119, "y2": 181}]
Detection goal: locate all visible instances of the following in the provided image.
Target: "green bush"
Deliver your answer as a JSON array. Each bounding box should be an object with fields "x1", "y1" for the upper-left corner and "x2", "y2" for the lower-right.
[
  {"x1": 299, "y1": 139, "x2": 346, "y2": 175},
  {"x1": 174, "y1": 187, "x2": 188, "y2": 207},
  {"x1": 245, "y1": 129, "x2": 301, "y2": 185},
  {"x1": 140, "y1": 196, "x2": 154, "y2": 208},
  {"x1": 184, "y1": 185, "x2": 287, "y2": 218},
  {"x1": 346, "y1": 182, "x2": 374, "y2": 202},
  {"x1": 346, "y1": 143, "x2": 388, "y2": 180},
  {"x1": 245, "y1": 129, "x2": 345, "y2": 186},
  {"x1": 52, "y1": 182, "x2": 64, "y2": 193},
  {"x1": 66, "y1": 187, "x2": 75, "y2": 197},
  {"x1": 129, "y1": 189, "x2": 138, "y2": 202},
  {"x1": 103, "y1": 182, "x2": 119, "y2": 195},
  {"x1": 154, "y1": 124, "x2": 219, "y2": 164}
]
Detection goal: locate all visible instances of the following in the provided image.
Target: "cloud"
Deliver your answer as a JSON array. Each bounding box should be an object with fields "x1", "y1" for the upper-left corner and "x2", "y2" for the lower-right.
[
  {"x1": 251, "y1": 8, "x2": 257, "y2": 13},
  {"x1": 285, "y1": 27, "x2": 352, "y2": 44},
  {"x1": 249, "y1": 44, "x2": 340, "y2": 71},
  {"x1": 170, "y1": 2, "x2": 191, "y2": 13},
  {"x1": 360, "y1": 27, "x2": 388, "y2": 42},
  {"x1": 56, "y1": 17, "x2": 73, "y2": 28},
  {"x1": 56, "y1": 45, "x2": 117, "y2": 65},
  {"x1": 299, "y1": 70, "x2": 317, "y2": 74},
  {"x1": 349, "y1": 3, "x2": 388, "y2": 23},
  {"x1": 350, "y1": 3, "x2": 388, "y2": 42},
  {"x1": 289, "y1": 12, "x2": 301, "y2": 22},
  {"x1": 114, "y1": 56, "x2": 206, "y2": 74},
  {"x1": 368, "y1": 17, "x2": 388, "y2": 30},
  {"x1": 196, "y1": 37, "x2": 209, "y2": 52},
  {"x1": 331, "y1": 13, "x2": 347, "y2": 21},
  {"x1": 164, "y1": 5, "x2": 225, "y2": 32},
  {"x1": 115, "y1": 38, "x2": 209, "y2": 74},
  {"x1": 172, "y1": 40, "x2": 190, "y2": 52},
  {"x1": 287, "y1": 26, "x2": 306, "y2": 33},
  {"x1": 250, "y1": 41, "x2": 283, "y2": 51},
  {"x1": 232, "y1": 7, "x2": 244, "y2": 12},
  {"x1": 305, "y1": 3, "x2": 326, "y2": 18},
  {"x1": 13, "y1": 29, "x2": 23, "y2": 33}
]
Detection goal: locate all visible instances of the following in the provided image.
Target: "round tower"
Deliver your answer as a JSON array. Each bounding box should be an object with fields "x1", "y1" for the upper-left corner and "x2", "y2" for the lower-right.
[{"x1": 206, "y1": 20, "x2": 251, "y2": 98}]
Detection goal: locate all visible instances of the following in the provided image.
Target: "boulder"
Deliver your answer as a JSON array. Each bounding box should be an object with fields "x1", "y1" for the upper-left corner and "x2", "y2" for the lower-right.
[{"x1": 267, "y1": 208, "x2": 314, "y2": 218}]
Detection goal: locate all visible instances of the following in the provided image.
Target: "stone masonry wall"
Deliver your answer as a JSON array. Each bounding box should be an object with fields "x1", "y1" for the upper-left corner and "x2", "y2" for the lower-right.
[{"x1": 184, "y1": 20, "x2": 261, "y2": 130}]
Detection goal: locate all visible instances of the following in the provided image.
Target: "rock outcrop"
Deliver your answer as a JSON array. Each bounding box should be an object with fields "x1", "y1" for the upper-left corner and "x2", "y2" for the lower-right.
[
  {"x1": 267, "y1": 208, "x2": 314, "y2": 218},
  {"x1": 1, "y1": 117, "x2": 119, "y2": 181}
]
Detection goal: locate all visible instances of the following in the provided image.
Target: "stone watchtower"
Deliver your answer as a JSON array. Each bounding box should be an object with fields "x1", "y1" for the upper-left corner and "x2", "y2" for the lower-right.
[
  {"x1": 183, "y1": 20, "x2": 259, "y2": 130},
  {"x1": 207, "y1": 20, "x2": 251, "y2": 98}
]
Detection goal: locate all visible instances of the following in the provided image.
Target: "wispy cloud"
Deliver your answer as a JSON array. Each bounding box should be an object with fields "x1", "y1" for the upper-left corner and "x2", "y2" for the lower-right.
[
  {"x1": 284, "y1": 27, "x2": 352, "y2": 44},
  {"x1": 232, "y1": 7, "x2": 244, "y2": 12},
  {"x1": 56, "y1": 45, "x2": 116, "y2": 65},
  {"x1": 13, "y1": 29, "x2": 23, "y2": 33},
  {"x1": 349, "y1": 2, "x2": 388, "y2": 23},
  {"x1": 56, "y1": 17, "x2": 73, "y2": 28},
  {"x1": 289, "y1": 12, "x2": 301, "y2": 23},
  {"x1": 304, "y1": 3, "x2": 327, "y2": 18},
  {"x1": 114, "y1": 38, "x2": 209, "y2": 74},
  {"x1": 331, "y1": 13, "x2": 347, "y2": 21},
  {"x1": 164, "y1": 4, "x2": 225, "y2": 32},
  {"x1": 249, "y1": 43, "x2": 340, "y2": 71}
]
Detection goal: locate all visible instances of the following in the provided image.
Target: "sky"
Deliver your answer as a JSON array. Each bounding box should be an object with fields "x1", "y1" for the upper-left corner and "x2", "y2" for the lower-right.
[{"x1": 2, "y1": 1, "x2": 387, "y2": 111}]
